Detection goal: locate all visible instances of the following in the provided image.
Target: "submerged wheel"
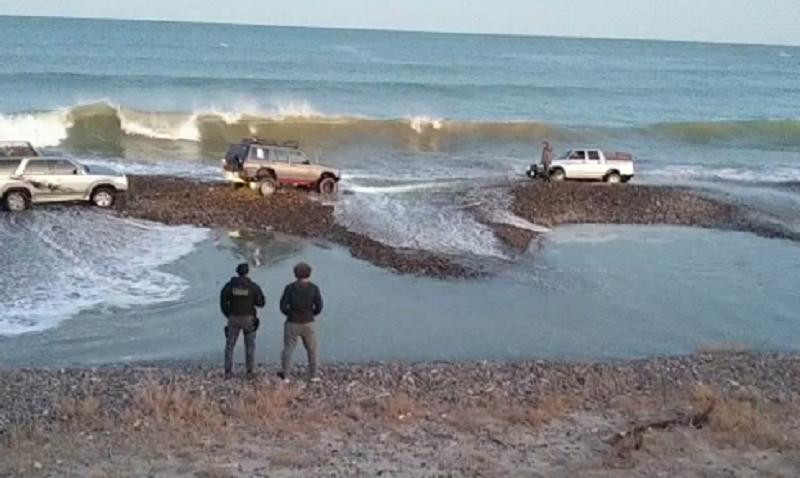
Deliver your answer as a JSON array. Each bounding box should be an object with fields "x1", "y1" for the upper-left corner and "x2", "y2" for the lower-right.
[
  {"x1": 4, "y1": 190, "x2": 29, "y2": 212},
  {"x1": 604, "y1": 172, "x2": 622, "y2": 184},
  {"x1": 91, "y1": 187, "x2": 116, "y2": 208},
  {"x1": 259, "y1": 178, "x2": 278, "y2": 197},
  {"x1": 317, "y1": 177, "x2": 338, "y2": 195},
  {"x1": 549, "y1": 169, "x2": 566, "y2": 182}
]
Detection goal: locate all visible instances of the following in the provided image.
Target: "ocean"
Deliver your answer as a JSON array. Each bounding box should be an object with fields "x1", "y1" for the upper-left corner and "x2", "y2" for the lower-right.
[{"x1": 1, "y1": 16, "x2": 798, "y2": 362}]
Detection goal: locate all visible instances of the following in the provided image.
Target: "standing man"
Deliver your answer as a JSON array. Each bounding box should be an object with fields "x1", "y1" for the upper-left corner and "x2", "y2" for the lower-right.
[
  {"x1": 540, "y1": 141, "x2": 554, "y2": 181},
  {"x1": 279, "y1": 262, "x2": 323, "y2": 383},
  {"x1": 220, "y1": 263, "x2": 265, "y2": 379}
]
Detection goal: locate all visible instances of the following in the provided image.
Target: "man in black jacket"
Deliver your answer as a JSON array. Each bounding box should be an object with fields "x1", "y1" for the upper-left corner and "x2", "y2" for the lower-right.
[
  {"x1": 278, "y1": 262, "x2": 323, "y2": 382},
  {"x1": 220, "y1": 263, "x2": 265, "y2": 379}
]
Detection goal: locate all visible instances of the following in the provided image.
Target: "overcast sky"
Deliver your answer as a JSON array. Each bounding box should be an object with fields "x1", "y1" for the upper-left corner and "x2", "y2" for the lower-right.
[{"x1": 1, "y1": 0, "x2": 799, "y2": 46}]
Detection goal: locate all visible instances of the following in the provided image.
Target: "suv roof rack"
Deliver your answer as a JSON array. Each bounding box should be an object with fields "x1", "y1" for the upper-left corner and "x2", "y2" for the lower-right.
[{"x1": 242, "y1": 138, "x2": 300, "y2": 149}]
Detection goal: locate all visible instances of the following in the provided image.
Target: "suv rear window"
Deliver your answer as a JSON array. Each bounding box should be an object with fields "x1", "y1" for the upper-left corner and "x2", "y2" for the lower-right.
[
  {"x1": 0, "y1": 160, "x2": 21, "y2": 174},
  {"x1": 23, "y1": 160, "x2": 51, "y2": 175}
]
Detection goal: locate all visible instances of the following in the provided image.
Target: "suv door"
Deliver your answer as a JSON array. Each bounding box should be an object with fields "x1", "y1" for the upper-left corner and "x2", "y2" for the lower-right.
[
  {"x1": 286, "y1": 150, "x2": 317, "y2": 183},
  {"x1": 47, "y1": 159, "x2": 88, "y2": 201},
  {"x1": 20, "y1": 159, "x2": 58, "y2": 202}
]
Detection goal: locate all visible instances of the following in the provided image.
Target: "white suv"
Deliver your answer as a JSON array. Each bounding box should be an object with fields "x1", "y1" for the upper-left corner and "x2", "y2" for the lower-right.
[{"x1": 1, "y1": 158, "x2": 129, "y2": 212}]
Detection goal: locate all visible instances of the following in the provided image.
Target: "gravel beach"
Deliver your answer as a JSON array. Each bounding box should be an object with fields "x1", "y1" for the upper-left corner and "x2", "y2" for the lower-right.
[{"x1": 2, "y1": 352, "x2": 799, "y2": 476}]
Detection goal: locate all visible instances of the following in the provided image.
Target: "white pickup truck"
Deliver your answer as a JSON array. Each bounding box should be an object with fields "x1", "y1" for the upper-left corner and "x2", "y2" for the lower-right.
[{"x1": 527, "y1": 149, "x2": 635, "y2": 183}]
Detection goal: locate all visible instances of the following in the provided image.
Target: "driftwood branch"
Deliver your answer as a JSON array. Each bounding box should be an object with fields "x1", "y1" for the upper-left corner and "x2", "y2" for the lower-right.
[{"x1": 606, "y1": 400, "x2": 716, "y2": 464}]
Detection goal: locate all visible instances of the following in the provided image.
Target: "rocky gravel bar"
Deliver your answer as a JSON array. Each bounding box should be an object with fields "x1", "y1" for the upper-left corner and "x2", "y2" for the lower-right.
[
  {"x1": 501, "y1": 181, "x2": 800, "y2": 252},
  {"x1": 2, "y1": 352, "x2": 799, "y2": 435},
  {"x1": 115, "y1": 176, "x2": 797, "y2": 278},
  {"x1": 117, "y1": 176, "x2": 476, "y2": 279}
]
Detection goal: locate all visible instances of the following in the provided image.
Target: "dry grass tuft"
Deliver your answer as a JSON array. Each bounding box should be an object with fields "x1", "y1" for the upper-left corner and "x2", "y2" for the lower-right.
[
  {"x1": 691, "y1": 384, "x2": 793, "y2": 450},
  {"x1": 229, "y1": 386, "x2": 300, "y2": 425},
  {"x1": 125, "y1": 379, "x2": 224, "y2": 430},
  {"x1": 497, "y1": 395, "x2": 573, "y2": 428},
  {"x1": 377, "y1": 392, "x2": 421, "y2": 422},
  {"x1": 58, "y1": 394, "x2": 105, "y2": 428}
]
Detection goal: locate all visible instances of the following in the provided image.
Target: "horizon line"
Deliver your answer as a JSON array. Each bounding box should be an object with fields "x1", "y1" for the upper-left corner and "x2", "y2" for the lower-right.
[{"x1": 2, "y1": 13, "x2": 799, "y2": 48}]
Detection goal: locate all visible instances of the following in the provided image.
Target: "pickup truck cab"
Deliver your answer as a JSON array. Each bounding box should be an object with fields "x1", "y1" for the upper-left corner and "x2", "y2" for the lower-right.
[
  {"x1": 1, "y1": 157, "x2": 129, "y2": 212},
  {"x1": 222, "y1": 138, "x2": 340, "y2": 196},
  {"x1": 527, "y1": 149, "x2": 635, "y2": 183}
]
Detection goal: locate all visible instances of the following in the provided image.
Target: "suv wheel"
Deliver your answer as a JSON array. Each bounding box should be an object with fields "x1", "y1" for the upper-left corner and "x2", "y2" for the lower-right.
[
  {"x1": 317, "y1": 177, "x2": 338, "y2": 195},
  {"x1": 4, "y1": 191, "x2": 29, "y2": 212},
  {"x1": 91, "y1": 187, "x2": 116, "y2": 208},
  {"x1": 259, "y1": 178, "x2": 278, "y2": 197}
]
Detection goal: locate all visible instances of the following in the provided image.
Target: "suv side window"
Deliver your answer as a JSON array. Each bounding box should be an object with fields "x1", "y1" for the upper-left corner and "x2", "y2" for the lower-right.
[
  {"x1": 24, "y1": 160, "x2": 51, "y2": 175},
  {"x1": 51, "y1": 160, "x2": 78, "y2": 175},
  {"x1": 588, "y1": 150, "x2": 600, "y2": 160},
  {"x1": 289, "y1": 151, "x2": 308, "y2": 164},
  {"x1": 273, "y1": 149, "x2": 290, "y2": 162},
  {"x1": 0, "y1": 160, "x2": 21, "y2": 174}
]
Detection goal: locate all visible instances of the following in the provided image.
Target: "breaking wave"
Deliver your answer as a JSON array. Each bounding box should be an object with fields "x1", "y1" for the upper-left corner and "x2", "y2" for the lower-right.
[
  {"x1": 2, "y1": 102, "x2": 800, "y2": 151},
  {"x1": 644, "y1": 119, "x2": 800, "y2": 149}
]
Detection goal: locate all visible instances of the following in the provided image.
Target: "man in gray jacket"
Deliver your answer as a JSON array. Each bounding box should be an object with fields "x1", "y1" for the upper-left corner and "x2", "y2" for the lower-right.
[
  {"x1": 220, "y1": 263, "x2": 265, "y2": 379},
  {"x1": 278, "y1": 262, "x2": 323, "y2": 383},
  {"x1": 540, "y1": 141, "x2": 554, "y2": 181}
]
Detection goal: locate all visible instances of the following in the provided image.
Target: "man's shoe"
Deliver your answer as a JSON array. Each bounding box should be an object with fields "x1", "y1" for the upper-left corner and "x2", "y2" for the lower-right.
[
  {"x1": 246, "y1": 372, "x2": 257, "y2": 381},
  {"x1": 309, "y1": 376, "x2": 321, "y2": 383},
  {"x1": 224, "y1": 371, "x2": 233, "y2": 380},
  {"x1": 277, "y1": 372, "x2": 290, "y2": 384}
]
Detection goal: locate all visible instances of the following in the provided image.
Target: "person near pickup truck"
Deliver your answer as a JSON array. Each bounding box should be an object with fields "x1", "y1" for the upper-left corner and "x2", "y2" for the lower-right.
[
  {"x1": 540, "y1": 141, "x2": 554, "y2": 181},
  {"x1": 220, "y1": 263, "x2": 265, "y2": 379},
  {"x1": 278, "y1": 262, "x2": 324, "y2": 383}
]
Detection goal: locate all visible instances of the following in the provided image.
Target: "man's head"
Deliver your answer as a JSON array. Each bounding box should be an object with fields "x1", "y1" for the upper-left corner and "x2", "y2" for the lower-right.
[
  {"x1": 542, "y1": 141, "x2": 550, "y2": 148},
  {"x1": 236, "y1": 263, "x2": 250, "y2": 277},
  {"x1": 293, "y1": 262, "x2": 312, "y2": 280}
]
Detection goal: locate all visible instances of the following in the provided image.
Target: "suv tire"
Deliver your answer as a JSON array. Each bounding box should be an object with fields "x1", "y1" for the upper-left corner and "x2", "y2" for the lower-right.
[
  {"x1": 91, "y1": 187, "x2": 116, "y2": 208},
  {"x1": 4, "y1": 190, "x2": 29, "y2": 212},
  {"x1": 317, "y1": 177, "x2": 338, "y2": 195},
  {"x1": 259, "y1": 178, "x2": 278, "y2": 197}
]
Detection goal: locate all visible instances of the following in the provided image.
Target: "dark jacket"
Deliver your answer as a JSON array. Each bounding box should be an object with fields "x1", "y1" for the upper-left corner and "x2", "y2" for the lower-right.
[
  {"x1": 279, "y1": 281, "x2": 323, "y2": 324},
  {"x1": 220, "y1": 276, "x2": 265, "y2": 318}
]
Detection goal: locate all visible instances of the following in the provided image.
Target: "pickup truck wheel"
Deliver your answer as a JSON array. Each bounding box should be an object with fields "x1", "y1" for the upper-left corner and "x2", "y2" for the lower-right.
[
  {"x1": 259, "y1": 178, "x2": 278, "y2": 197},
  {"x1": 604, "y1": 172, "x2": 622, "y2": 184},
  {"x1": 4, "y1": 191, "x2": 29, "y2": 212},
  {"x1": 549, "y1": 169, "x2": 566, "y2": 182},
  {"x1": 91, "y1": 187, "x2": 116, "y2": 208},
  {"x1": 317, "y1": 177, "x2": 338, "y2": 195}
]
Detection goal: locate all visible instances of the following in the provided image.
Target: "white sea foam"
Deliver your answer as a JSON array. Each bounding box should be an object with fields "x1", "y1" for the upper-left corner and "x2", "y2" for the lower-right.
[
  {"x1": 0, "y1": 211, "x2": 208, "y2": 336},
  {"x1": 646, "y1": 165, "x2": 800, "y2": 183},
  {"x1": 0, "y1": 109, "x2": 73, "y2": 147},
  {"x1": 117, "y1": 107, "x2": 201, "y2": 142},
  {"x1": 408, "y1": 116, "x2": 444, "y2": 134}
]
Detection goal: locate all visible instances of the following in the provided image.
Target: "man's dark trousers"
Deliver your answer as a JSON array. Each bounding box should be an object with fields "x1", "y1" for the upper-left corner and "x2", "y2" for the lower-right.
[{"x1": 225, "y1": 315, "x2": 257, "y2": 375}]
